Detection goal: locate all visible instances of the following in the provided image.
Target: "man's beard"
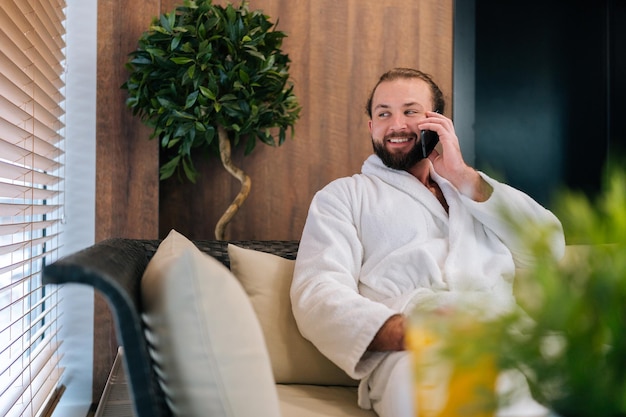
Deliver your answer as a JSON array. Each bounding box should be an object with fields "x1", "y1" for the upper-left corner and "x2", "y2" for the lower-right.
[{"x1": 372, "y1": 134, "x2": 425, "y2": 170}]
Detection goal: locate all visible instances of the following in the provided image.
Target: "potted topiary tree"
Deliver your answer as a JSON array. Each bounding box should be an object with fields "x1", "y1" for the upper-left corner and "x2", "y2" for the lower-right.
[{"x1": 123, "y1": 0, "x2": 301, "y2": 239}]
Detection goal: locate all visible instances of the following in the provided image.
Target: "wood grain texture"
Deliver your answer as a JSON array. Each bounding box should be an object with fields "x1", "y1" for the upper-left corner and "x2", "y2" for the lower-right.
[
  {"x1": 158, "y1": 0, "x2": 454, "y2": 241},
  {"x1": 94, "y1": 0, "x2": 161, "y2": 404},
  {"x1": 96, "y1": 0, "x2": 160, "y2": 243}
]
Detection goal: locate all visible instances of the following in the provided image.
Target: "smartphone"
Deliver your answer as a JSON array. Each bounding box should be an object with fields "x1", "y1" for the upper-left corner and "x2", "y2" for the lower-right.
[{"x1": 420, "y1": 129, "x2": 439, "y2": 158}]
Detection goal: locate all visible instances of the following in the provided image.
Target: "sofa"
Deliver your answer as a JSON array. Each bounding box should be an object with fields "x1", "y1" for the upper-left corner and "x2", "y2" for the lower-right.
[{"x1": 43, "y1": 230, "x2": 376, "y2": 417}]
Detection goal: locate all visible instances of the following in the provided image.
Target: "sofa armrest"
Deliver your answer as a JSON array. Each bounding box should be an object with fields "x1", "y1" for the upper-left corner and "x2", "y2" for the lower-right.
[{"x1": 42, "y1": 238, "x2": 171, "y2": 417}]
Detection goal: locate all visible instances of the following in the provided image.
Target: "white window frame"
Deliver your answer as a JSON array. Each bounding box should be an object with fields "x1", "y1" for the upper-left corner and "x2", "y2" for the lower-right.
[{"x1": 52, "y1": 0, "x2": 97, "y2": 416}]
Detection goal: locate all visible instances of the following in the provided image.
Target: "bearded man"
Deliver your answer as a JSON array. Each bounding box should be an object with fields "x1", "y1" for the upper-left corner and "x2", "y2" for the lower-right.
[{"x1": 290, "y1": 67, "x2": 565, "y2": 417}]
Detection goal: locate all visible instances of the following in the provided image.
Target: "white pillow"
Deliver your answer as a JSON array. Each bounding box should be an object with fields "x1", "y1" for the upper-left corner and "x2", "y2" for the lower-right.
[
  {"x1": 228, "y1": 243, "x2": 358, "y2": 386},
  {"x1": 141, "y1": 230, "x2": 281, "y2": 417}
]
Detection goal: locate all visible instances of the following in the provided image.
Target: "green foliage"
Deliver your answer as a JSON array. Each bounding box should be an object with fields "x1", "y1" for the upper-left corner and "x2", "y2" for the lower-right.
[
  {"x1": 122, "y1": 0, "x2": 301, "y2": 182},
  {"x1": 502, "y1": 168, "x2": 626, "y2": 417}
]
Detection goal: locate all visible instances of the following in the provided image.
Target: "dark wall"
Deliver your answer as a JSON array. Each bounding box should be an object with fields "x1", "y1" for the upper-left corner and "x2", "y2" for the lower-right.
[
  {"x1": 470, "y1": 1, "x2": 625, "y2": 206},
  {"x1": 609, "y1": 2, "x2": 626, "y2": 160}
]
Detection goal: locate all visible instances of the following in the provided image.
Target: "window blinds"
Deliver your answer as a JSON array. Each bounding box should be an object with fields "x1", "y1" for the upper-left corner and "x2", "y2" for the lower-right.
[{"x1": 0, "y1": 1, "x2": 66, "y2": 416}]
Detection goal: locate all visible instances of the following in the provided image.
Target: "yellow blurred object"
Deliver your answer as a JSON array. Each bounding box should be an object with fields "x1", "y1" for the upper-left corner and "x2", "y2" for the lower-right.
[{"x1": 407, "y1": 314, "x2": 498, "y2": 417}]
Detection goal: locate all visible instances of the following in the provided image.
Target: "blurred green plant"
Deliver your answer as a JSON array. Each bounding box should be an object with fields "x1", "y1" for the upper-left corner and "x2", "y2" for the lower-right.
[
  {"x1": 502, "y1": 167, "x2": 626, "y2": 417},
  {"x1": 122, "y1": 0, "x2": 300, "y2": 238}
]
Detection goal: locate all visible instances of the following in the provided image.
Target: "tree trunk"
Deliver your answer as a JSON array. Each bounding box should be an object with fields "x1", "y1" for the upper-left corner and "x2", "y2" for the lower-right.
[{"x1": 214, "y1": 124, "x2": 251, "y2": 240}]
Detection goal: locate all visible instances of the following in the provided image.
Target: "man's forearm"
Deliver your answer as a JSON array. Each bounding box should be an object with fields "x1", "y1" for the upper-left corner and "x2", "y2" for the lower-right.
[{"x1": 367, "y1": 314, "x2": 406, "y2": 351}]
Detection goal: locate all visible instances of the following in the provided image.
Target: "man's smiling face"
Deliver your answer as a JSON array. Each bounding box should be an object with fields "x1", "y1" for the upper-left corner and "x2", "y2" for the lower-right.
[{"x1": 368, "y1": 78, "x2": 434, "y2": 170}]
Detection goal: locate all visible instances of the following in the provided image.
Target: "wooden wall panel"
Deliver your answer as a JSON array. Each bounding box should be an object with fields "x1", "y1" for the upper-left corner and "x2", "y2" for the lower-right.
[
  {"x1": 159, "y1": 0, "x2": 454, "y2": 241},
  {"x1": 96, "y1": 1, "x2": 161, "y2": 242},
  {"x1": 94, "y1": 0, "x2": 162, "y2": 404}
]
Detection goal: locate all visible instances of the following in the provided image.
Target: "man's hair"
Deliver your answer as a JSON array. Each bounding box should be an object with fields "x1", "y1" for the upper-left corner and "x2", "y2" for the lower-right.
[{"x1": 365, "y1": 68, "x2": 445, "y2": 118}]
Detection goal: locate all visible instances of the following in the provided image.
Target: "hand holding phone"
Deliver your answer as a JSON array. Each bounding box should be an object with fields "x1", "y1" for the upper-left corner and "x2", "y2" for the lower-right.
[{"x1": 420, "y1": 129, "x2": 439, "y2": 159}]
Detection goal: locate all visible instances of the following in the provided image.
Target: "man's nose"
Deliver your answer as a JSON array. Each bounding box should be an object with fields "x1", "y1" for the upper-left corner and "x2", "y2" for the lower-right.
[{"x1": 389, "y1": 114, "x2": 408, "y2": 131}]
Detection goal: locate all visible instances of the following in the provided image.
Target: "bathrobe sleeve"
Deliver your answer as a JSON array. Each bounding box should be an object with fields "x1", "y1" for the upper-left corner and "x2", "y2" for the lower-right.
[
  {"x1": 456, "y1": 172, "x2": 566, "y2": 267},
  {"x1": 290, "y1": 179, "x2": 396, "y2": 379}
]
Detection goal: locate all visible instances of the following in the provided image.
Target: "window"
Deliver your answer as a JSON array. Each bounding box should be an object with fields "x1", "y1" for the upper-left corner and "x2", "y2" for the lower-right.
[{"x1": 0, "y1": 1, "x2": 66, "y2": 416}]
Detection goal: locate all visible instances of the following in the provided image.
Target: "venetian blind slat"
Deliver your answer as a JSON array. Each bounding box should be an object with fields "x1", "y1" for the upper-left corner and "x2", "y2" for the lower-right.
[
  {"x1": 0, "y1": 139, "x2": 62, "y2": 173},
  {"x1": 0, "y1": 160, "x2": 60, "y2": 186}
]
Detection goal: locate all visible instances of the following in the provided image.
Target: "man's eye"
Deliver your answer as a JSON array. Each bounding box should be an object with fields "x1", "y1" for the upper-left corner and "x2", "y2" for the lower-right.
[
  {"x1": 378, "y1": 112, "x2": 390, "y2": 118},
  {"x1": 405, "y1": 110, "x2": 418, "y2": 115}
]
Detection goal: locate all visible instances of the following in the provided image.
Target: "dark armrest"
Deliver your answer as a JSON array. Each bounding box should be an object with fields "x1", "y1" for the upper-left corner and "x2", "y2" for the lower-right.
[{"x1": 42, "y1": 238, "x2": 171, "y2": 417}]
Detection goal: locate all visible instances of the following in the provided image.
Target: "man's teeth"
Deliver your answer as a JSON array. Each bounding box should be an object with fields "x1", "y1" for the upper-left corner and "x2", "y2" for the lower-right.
[{"x1": 389, "y1": 138, "x2": 410, "y2": 143}]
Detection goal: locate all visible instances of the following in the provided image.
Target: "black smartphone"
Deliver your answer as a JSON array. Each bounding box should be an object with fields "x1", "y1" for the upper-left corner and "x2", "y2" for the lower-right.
[{"x1": 420, "y1": 129, "x2": 439, "y2": 158}]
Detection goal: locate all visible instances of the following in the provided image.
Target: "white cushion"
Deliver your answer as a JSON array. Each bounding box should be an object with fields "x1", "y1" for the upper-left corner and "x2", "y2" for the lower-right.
[
  {"x1": 228, "y1": 244, "x2": 357, "y2": 386},
  {"x1": 141, "y1": 230, "x2": 281, "y2": 417}
]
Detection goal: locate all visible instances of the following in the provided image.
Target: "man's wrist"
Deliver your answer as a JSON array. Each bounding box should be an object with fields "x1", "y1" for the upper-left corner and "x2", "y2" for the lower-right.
[
  {"x1": 367, "y1": 314, "x2": 406, "y2": 351},
  {"x1": 453, "y1": 169, "x2": 493, "y2": 202}
]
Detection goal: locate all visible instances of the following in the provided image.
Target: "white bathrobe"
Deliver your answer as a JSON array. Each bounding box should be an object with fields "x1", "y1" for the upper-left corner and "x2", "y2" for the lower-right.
[{"x1": 291, "y1": 154, "x2": 565, "y2": 408}]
